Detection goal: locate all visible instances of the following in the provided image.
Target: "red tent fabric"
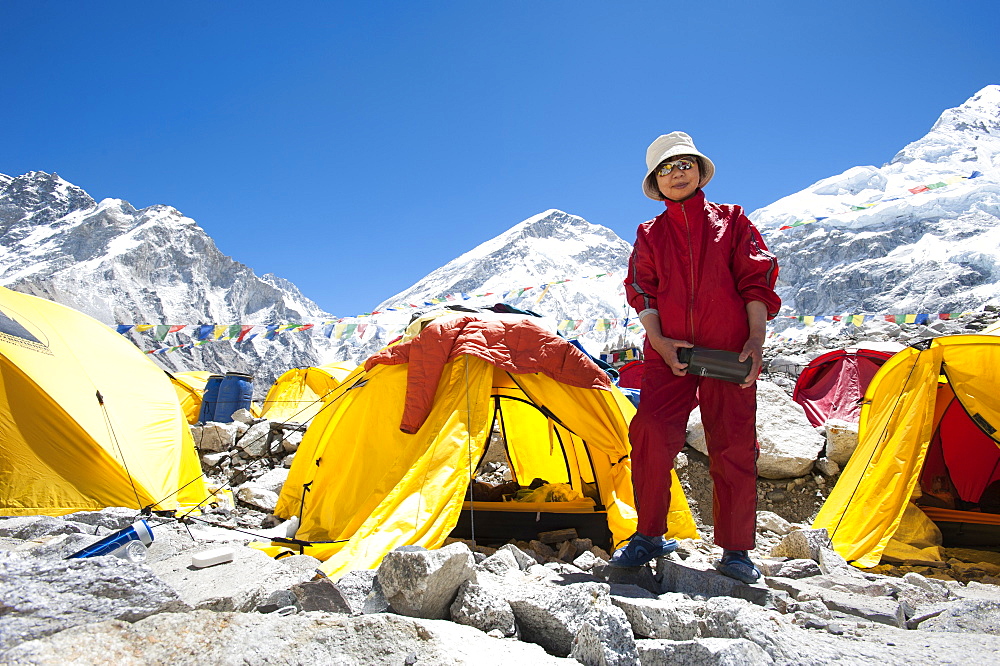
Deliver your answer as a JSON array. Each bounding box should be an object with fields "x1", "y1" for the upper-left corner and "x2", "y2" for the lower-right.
[
  {"x1": 617, "y1": 360, "x2": 644, "y2": 390},
  {"x1": 792, "y1": 346, "x2": 900, "y2": 427}
]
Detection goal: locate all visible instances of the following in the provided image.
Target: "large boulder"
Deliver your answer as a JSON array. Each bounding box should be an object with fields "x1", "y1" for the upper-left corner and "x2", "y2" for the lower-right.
[
  {"x1": 377, "y1": 543, "x2": 475, "y2": 619},
  {"x1": 0, "y1": 552, "x2": 189, "y2": 652},
  {"x1": 687, "y1": 381, "x2": 825, "y2": 479},
  {"x1": 507, "y1": 581, "x2": 635, "y2": 658},
  {"x1": 237, "y1": 421, "x2": 274, "y2": 458},
  {"x1": 449, "y1": 580, "x2": 517, "y2": 637},
  {"x1": 190, "y1": 422, "x2": 240, "y2": 453}
]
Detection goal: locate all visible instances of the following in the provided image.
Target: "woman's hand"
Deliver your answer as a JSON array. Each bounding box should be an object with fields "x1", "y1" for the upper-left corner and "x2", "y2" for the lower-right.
[
  {"x1": 738, "y1": 336, "x2": 764, "y2": 388},
  {"x1": 649, "y1": 333, "x2": 694, "y2": 377}
]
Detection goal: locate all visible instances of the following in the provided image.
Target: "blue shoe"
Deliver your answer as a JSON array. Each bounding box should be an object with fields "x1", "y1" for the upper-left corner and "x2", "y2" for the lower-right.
[
  {"x1": 609, "y1": 533, "x2": 678, "y2": 568},
  {"x1": 715, "y1": 550, "x2": 761, "y2": 584}
]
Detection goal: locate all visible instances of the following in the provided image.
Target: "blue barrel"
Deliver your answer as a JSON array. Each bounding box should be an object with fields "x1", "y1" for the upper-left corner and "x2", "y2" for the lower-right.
[
  {"x1": 198, "y1": 374, "x2": 224, "y2": 424},
  {"x1": 213, "y1": 372, "x2": 253, "y2": 422}
]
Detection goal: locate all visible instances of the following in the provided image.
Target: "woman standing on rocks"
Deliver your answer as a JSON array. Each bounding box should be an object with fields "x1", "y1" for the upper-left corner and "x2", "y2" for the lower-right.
[{"x1": 613, "y1": 132, "x2": 780, "y2": 584}]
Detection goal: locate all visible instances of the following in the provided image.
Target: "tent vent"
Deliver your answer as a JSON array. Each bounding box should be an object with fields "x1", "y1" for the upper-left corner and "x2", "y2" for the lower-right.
[{"x1": 972, "y1": 413, "x2": 997, "y2": 435}]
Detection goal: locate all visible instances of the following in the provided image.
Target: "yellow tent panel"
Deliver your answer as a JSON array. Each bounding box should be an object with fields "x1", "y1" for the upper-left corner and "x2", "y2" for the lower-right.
[
  {"x1": 0, "y1": 286, "x2": 209, "y2": 516},
  {"x1": 259, "y1": 362, "x2": 355, "y2": 423}
]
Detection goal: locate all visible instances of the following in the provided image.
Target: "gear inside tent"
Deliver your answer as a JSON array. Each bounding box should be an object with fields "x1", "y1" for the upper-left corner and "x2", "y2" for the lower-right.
[
  {"x1": 0, "y1": 286, "x2": 209, "y2": 516},
  {"x1": 266, "y1": 312, "x2": 697, "y2": 579},
  {"x1": 814, "y1": 335, "x2": 1000, "y2": 567},
  {"x1": 791, "y1": 342, "x2": 903, "y2": 428},
  {"x1": 258, "y1": 361, "x2": 355, "y2": 424}
]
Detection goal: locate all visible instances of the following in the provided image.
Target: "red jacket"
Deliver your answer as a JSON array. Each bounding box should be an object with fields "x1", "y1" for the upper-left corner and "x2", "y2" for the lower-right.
[{"x1": 624, "y1": 190, "x2": 780, "y2": 352}]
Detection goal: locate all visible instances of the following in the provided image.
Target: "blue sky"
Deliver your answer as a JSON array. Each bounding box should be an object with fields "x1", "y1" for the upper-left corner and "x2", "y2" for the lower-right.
[{"x1": 3, "y1": 1, "x2": 998, "y2": 318}]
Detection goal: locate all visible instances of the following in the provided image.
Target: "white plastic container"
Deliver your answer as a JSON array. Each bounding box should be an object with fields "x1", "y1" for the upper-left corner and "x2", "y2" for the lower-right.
[{"x1": 191, "y1": 547, "x2": 236, "y2": 568}]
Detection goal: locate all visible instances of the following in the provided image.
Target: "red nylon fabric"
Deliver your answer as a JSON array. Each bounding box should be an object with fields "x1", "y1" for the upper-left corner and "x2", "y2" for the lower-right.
[
  {"x1": 793, "y1": 349, "x2": 894, "y2": 427},
  {"x1": 624, "y1": 190, "x2": 780, "y2": 351},
  {"x1": 365, "y1": 315, "x2": 611, "y2": 434},
  {"x1": 630, "y1": 357, "x2": 759, "y2": 549}
]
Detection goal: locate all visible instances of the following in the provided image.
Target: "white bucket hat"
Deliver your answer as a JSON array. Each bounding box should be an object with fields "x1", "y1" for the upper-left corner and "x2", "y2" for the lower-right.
[{"x1": 642, "y1": 131, "x2": 716, "y2": 200}]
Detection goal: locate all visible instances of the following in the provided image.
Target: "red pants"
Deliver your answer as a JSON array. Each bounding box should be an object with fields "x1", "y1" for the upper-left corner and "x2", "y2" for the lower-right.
[{"x1": 629, "y1": 359, "x2": 759, "y2": 550}]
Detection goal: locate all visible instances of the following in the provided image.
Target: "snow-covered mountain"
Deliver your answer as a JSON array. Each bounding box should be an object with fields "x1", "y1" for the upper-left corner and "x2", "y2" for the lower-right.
[
  {"x1": 751, "y1": 85, "x2": 1000, "y2": 339},
  {"x1": 324, "y1": 209, "x2": 637, "y2": 362},
  {"x1": 0, "y1": 171, "x2": 335, "y2": 390}
]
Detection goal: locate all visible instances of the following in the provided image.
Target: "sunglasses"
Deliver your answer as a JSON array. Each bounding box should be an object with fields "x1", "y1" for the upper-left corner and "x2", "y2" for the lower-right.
[{"x1": 656, "y1": 157, "x2": 696, "y2": 177}]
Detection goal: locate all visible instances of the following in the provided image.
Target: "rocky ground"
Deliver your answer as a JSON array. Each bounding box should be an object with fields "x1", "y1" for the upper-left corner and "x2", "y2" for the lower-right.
[{"x1": 2, "y1": 310, "x2": 1000, "y2": 664}]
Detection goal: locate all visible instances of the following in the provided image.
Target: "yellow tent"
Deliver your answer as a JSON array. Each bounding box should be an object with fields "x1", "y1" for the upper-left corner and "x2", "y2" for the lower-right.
[
  {"x1": 258, "y1": 362, "x2": 355, "y2": 423},
  {"x1": 169, "y1": 370, "x2": 212, "y2": 425},
  {"x1": 0, "y1": 286, "x2": 209, "y2": 516},
  {"x1": 814, "y1": 335, "x2": 1000, "y2": 567},
  {"x1": 272, "y1": 315, "x2": 697, "y2": 580}
]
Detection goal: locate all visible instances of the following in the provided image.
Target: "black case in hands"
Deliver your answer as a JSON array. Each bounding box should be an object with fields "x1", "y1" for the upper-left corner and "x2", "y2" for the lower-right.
[{"x1": 677, "y1": 346, "x2": 752, "y2": 384}]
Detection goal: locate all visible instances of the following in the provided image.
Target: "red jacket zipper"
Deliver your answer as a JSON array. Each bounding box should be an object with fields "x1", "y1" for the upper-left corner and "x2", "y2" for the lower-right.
[{"x1": 681, "y1": 201, "x2": 696, "y2": 342}]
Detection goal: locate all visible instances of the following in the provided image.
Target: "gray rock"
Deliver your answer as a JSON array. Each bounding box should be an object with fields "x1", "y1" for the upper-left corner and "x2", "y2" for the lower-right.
[
  {"x1": 361, "y1": 575, "x2": 390, "y2": 614},
  {"x1": 611, "y1": 594, "x2": 703, "y2": 640},
  {"x1": 814, "y1": 457, "x2": 840, "y2": 477},
  {"x1": 529, "y1": 539, "x2": 556, "y2": 561},
  {"x1": 201, "y1": 451, "x2": 231, "y2": 468},
  {"x1": 556, "y1": 540, "x2": 578, "y2": 562},
  {"x1": 289, "y1": 578, "x2": 352, "y2": 613},
  {"x1": 816, "y1": 546, "x2": 854, "y2": 575},
  {"x1": 252, "y1": 467, "x2": 290, "y2": 495},
  {"x1": 573, "y1": 550, "x2": 601, "y2": 572},
  {"x1": 280, "y1": 430, "x2": 303, "y2": 453},
  {"x1": 0, "y1": 552, "x2": 189, "y2": 652},
  {"x1": 636, "y1": 637, "x2": 774, "y2": 665},
  {"x1": 449, "y1": 580, "x2": 517, "y2": 637},
  {"x1": 231, "y1": 408, "x2": 256, "y2": 425},
  {"x1": 569, "y1": 605, "x2": 640, "y2": 666},
  {"x1": 0, "y1": 516, "x2": 86, "y2": 541},
  {"x1": 766, "y1": 576, "x2": 904, "y2": 627},
  {"x1": 191, "y1": 421, "x2": 240, "y2": 453},
  {"x1": 334, "y1": 569, "x2": 377, "y2": 613},
  {"x1": 508, "y1": 581, "x2": 629, "y2": 658},
  {"x1": 149, "y1": 544, "x2": 316, "y2": 612},
  {"x1": 698, "y1": 596, "x2": 804, "y2": 663},
  {"x1": 656, "y1": 558, "x2": 780, "y2": 608},
  {"x1": 377, "y1": 542, "x2": 475, "y2": 619},
  {"x1": 238, "y1": 420, "x2": 273, "y2": 458},
  {"x1": 13, "y1": 532, "x2": 106, "y2": 560},
  {"x1": 608, "y1": 583, "x2": 659, "y2": 600},
  {"x1": 762, "y1": 558, "x2": 822, "y2": 579},
  {"x1": 592, "y1": 561, "x2": 662, "y2": 595},
  {"x1": 256, "y1": 589, "x2": 301, "y2": 614},
  {"x1": 3, "y1": 610, "x2": 573, "y2": 665},
  {"x1": 476, "y1": 548, "x2": 520, "y2": 576},
  {"x1": 769, "y1": 528, "x2": 832, "y2": 561},
  {"x1": 235, "y1": 485, "x2": 279, "y2": 512},
  {"x1": 757, "y1": 511, "x2": 793, "y2": 536},
  {"x1": 59, "y1": 507, "x2": 140, "y2": 532},
  {"x1": 918, "y1": 599, "x2": 1000, "y2": 635},
  {"x1": 142, "y1": 521, "x2": 206, "y2": 564}
]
